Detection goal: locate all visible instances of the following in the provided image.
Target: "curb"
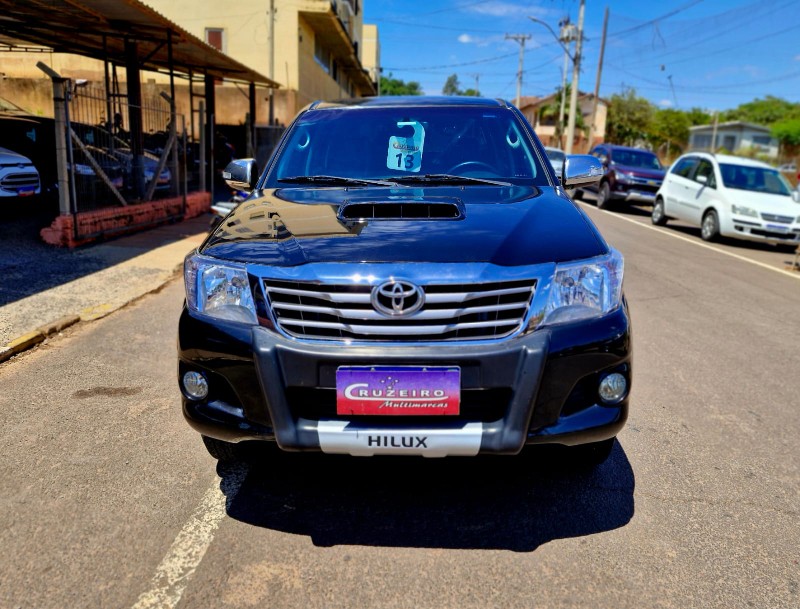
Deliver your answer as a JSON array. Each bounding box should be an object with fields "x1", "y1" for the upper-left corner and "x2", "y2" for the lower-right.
[
  {"x1": 0, "y1": 264, "x2": 183, "y2": 365},
  {"x1": 0, "y1": 314, "x2": 80, "y2": 364}
]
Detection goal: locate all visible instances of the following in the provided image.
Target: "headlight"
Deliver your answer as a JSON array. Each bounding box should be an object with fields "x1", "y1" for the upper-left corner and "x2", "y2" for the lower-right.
[
  {"x1": 74, "y1": 163, "x2": 94, "y2": 176},
  {"x1": 184, "y1": 254, "x2": 257, "y2": 324},
  {"x1": 615, "y1": 172, "x2": 632, "y2": 184},
  {"x1": 542, "y1": 249, "x2": 624, "y2": 325},
  {"x1": 731, "y1": 204, "x2": 758, "y2": 217}
]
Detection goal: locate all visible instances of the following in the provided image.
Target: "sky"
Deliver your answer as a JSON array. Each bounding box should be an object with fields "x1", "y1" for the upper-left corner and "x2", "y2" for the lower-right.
[{"x1": 363, "y1": 0, "x2": 800, "y2": 112}]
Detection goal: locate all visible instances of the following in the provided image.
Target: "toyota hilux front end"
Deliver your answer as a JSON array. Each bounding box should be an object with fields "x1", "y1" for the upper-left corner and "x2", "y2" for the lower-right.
[{"x1": 178, "y1": 97, "x2": 631, "y2": 466}]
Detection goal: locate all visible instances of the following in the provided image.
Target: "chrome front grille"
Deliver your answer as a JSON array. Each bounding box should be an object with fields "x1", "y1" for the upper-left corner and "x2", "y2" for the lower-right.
[
  {"x1": 0, "y1": 172, "x2": 39, "y2": 191},
  {"x1": 760, "y1": 213, "x2": 794, "y2": 224},
  {"x1": 263, "y1": 278, "x2": 537, "y2": 341}
]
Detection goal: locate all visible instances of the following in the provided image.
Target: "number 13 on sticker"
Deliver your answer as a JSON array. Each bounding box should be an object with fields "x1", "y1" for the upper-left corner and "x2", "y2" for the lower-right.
[{"x1": 386, "y1": 121, "x2": 425, "y2": 173}]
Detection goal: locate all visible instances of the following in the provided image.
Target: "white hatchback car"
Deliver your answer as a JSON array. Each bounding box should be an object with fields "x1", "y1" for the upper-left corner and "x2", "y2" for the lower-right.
[{"x1": 653, "y1": 153, "x2": 800, "y2": 246}]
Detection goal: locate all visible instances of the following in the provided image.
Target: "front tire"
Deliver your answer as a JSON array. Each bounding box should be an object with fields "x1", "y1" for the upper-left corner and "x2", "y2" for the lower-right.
[
  {"x1": 202, "y1": 435, "x2": 245, "y2": 462},
  {"x1": 596, "y1": 182, "x2": 612, "y2": 210},
  {"x1": 701, "y1": 209, "x2": 720, "y2": 242},
  {"x1": 564, "y1": 438, "x2": 615, "y2": 468},
  {"x1": 652, "y1": 197, "x2": 668, "y2": 226}
]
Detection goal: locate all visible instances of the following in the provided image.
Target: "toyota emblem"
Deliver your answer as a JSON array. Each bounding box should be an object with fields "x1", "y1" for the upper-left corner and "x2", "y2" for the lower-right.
[{"x1": 371, "y1": 280, "x2": 424, "y2": 317}]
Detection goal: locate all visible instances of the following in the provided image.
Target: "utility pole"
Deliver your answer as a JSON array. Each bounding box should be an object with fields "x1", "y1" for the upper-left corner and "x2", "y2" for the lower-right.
[
  {"x1": 565, "y1": 0, "x2": 585, "y2": 154},
  {"x1": 469, "y1": 72, "x2": 480, "y2": 95},
  {"x1": 587, "y1": 6, "x2": 609, "y2": 151},
  {"x1": 505, "y1": 33, "x2": 531, "y2": 109},
  {"x1": 558, "y1": 18, "x2": 578, "y2": 149},
  {"x1": 268, "y1": 0, "x2": 275, "y2": 125}
]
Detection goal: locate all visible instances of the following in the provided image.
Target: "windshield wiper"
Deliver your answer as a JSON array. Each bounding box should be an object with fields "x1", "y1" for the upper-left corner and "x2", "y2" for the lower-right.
[
  {"x1": 278, "y1": 175, "x2": 399, "y2": 187},
  {"x1": 389, "y1": 174, "x2": 511, "y2": 187}
]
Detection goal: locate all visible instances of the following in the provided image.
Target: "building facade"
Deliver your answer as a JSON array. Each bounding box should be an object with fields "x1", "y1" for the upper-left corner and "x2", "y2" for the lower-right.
[
  {"x1": 518, "y1": 92, "x2": 607, "y2": 152},
  {"x1": 689, "y1": 122, "x2": 778, "y2": 159},
  {"x1": 0, "y1": 0, "x2": 379, "y2": 127}
]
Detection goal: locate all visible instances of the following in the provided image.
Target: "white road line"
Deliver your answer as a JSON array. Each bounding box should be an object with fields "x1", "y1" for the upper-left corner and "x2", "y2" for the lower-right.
[
  {"x1": 130, "y1": 462, "x2": 249, "y2": 609},
  {"x1": 577, "y1": 201, "x2": 800, "y2": 282}
]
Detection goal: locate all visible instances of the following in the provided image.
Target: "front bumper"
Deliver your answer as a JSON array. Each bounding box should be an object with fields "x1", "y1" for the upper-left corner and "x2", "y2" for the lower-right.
[
  {"x1": 726, "y1": 218, "x2": 800, "y2": 245},
  {"x1": 179, "y1": 304, "x2": 631, "y2": 456}
]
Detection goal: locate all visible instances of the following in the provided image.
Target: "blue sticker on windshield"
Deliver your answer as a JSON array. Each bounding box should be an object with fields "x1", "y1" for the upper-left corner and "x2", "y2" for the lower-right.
[{"x1": 386, "y1": 121, "x2": 425, "y2": 173}]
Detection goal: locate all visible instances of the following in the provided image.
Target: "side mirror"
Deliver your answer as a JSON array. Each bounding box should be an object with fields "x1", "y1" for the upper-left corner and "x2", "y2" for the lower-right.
[
  {"x1": 222, "y1": 159, "x2": 259, "y2": 191},
  {"x1": 696, "y1": 174, "x2": 708, "y2": 185},
  {"x1": 597, "y1": 154, "x2": 608, "y2": 165},
  {"x1": 792, "y1": 190, "x2": 800, "y2": 203},
  {"x1": 563, "y1": 155, "x2": 604, "y2": 188}
]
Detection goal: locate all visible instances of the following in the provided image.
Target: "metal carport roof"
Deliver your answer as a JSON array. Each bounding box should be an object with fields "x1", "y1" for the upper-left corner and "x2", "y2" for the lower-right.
[{"x1": 0, "y1": 0, "x2": 279, "y2": 87}]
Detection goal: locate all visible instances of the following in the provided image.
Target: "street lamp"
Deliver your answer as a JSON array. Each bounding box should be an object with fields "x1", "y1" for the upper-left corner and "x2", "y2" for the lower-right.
[{"x1": 528, "y1": 16, "x2": 578, "y2": 150}]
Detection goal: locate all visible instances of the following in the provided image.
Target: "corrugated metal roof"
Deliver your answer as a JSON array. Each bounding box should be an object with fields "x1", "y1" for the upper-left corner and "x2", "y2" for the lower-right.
[{"x1": 0, "y1": 0, "x2": 278, "y2": 87}]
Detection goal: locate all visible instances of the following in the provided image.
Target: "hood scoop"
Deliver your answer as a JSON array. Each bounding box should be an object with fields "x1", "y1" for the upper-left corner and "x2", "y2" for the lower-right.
[{"x1": 338, "y1": 198, "x2": 464, "y2": 221}]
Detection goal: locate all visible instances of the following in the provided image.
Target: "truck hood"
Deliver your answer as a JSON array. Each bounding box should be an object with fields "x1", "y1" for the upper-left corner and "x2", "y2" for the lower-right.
[{"x1": 200, "y1": 185, "x2": 608, "y2": 267}]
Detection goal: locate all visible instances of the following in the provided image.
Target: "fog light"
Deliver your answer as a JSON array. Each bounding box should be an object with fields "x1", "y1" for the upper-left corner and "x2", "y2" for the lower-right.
[
  {"x1": 183, "y1": 371, "x2": 209, "y2": 400},
  {"x1": 598, "y1": 373, "x2": 627, "y2": 404}
]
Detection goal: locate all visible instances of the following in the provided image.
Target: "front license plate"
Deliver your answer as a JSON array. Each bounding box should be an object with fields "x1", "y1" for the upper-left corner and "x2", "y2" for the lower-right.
[
  {"x1": 766, "y1": 224, "x2": 790, "y2": 233},
  {"x1": 336, "y1": 366, "x2": 460, "y2": 416}
]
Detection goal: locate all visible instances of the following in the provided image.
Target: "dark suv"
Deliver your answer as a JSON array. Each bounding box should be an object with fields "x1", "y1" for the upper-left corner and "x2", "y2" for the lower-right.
[
  {"x1": 178, "y1": 97, "x2": 631, "y2": 467},
  {"x1": 580, "y1": 144, "x2": 665, "y2": 209}
]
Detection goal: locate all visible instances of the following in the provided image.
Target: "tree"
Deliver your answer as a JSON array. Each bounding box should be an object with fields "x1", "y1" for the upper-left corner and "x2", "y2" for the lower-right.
[
  {"x1": 771, "y1": 118, "x2": 800, "y2": 148},
  {"x1": 380, "y1": 73, "x2": 422, "y2": 96},
  {"x1": 649, "y1": 108, "x2": 691, "y2": 155},
  {"x1": 442, "y1": 74, "x2": 461, "y2": 96},
  {"x1": 462, "y1": 88, "x2": 481, "y2": 97},
  {"x1": 684, "y1": 107, "x2": 712, "y2": 127},
  {"x1": 721, "y1": 96, "x2": 800, "y2": 125},
  {"x1": 605, "y1": 88, "x2": 655, "y2": 146}
]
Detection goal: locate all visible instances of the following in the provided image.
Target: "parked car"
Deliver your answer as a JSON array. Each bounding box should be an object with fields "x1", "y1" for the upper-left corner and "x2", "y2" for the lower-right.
[
  {"x1": 544, "y1": 146, "x2": 566, "y2": 177},
  {"x1": 579, "y1": 144, "x2": 666, "y2": 209},
  {"x1": 0, "y1": 146, "x2": 40, "y2": 198},
  {"x1": 178, "y1": 96, "x2": 630, "y2": 467},
  {"x1": 653, "y1": 152, "x2": 800, "y2": 246}
]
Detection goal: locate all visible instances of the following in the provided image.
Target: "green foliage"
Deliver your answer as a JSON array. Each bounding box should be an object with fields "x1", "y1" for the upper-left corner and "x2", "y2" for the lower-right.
[
  {"x1": 380, "y1": 73, "x2": 422, "y2": 96},
  {"x1": 441, "y1": 74, "x2": 480, "y2": 97},
  {"x1": 649, "y1": 108, "x2": 691, "y2": 151},
  {"x1": 771, "y1": 118, "x2": 800, "y2": 147},
  {"x1": 684, "y1": 107, "x2": 712, "y2": 126},
  {"x1": 721, "y1": 96, "x2": 800, "y2": 126},
  {"x1": 442, "y1": 74, "x2": 461, "y2": 96},
  {"x1": 538, "y1": 84, "x2": 587, "y2": 141},
  {"x1": 606, "y1": 88, "x2": 654, "y2": 146}
]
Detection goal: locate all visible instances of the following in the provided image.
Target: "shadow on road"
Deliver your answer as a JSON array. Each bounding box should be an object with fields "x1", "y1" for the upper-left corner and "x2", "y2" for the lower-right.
[{"x1": 218, "y1": 441, "x2": 635, "y2": 552}]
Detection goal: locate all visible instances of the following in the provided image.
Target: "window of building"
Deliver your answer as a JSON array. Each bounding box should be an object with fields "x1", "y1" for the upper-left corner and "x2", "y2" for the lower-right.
[
  {"x1": 205, "y1": 28, "x2": 225, "y2": 52},
  {"x1": 692, "y1": 134, "x2": 711, "y2": 149},
  {"x1": 314, "y1": 38, "x2": 331, "y2": 74},
  {"x1": 722, "y1": 135, "x2": 736, "y2": 151},
  {"x1": 752, "y1": 135, "x2": 772, "y2": 147}
]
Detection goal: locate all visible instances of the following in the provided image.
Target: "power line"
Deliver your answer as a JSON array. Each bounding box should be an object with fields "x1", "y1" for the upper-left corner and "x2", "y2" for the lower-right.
[{"x1": 607, "y1": 0, "x2": 705, "y2": 39}]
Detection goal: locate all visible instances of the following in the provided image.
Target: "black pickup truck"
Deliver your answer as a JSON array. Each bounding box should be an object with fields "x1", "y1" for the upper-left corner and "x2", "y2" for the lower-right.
[{"x1": 178, "y1": 96, "x2": 631, "y2": 467}]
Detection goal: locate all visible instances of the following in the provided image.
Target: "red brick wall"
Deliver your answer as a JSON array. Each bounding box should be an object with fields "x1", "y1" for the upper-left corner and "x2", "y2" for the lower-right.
[{"x1": 41, "y1": 191, "x2": 210, "y2": 247}]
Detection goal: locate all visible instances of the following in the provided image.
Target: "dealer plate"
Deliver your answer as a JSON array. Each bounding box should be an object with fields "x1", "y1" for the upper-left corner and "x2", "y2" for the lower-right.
[{"x1": 336, "y1": 366, "x2": 460, "y2": 416}]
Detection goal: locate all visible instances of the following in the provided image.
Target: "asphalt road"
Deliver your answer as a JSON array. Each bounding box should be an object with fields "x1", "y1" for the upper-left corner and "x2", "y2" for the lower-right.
[{"x1": 1, "y1": 202, "x2": 798, "y2": 609}]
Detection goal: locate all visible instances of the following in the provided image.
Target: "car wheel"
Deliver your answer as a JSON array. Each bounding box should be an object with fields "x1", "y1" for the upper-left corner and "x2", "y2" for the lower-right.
[
  {"x1": 571, "y1": 188, "x2": 583, "y2": 201},
  {"x1": 564, "y1": 438, "x2": 615, "y2": 468},
  {"x1": 596, "y1": 182, "x2": 612, "y2": 210},
  {"x1": 701, "y1": 209, "x2": 720, "y2": 242},
  {"x1": 202, "y1": 435, "x2": 245, "y2": 462},
  {"x1": 652, "y1": 197, "x2": 668, "y2": 226}
]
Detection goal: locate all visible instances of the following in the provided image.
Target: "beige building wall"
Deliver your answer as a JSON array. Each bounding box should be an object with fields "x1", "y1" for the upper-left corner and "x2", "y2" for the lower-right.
[
  {"x1": 0, "y1": 0, "x2": 377, "y2": 127},
  {"x1": 362, "y1": 23, "x2": 380, "y2": 85}
]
